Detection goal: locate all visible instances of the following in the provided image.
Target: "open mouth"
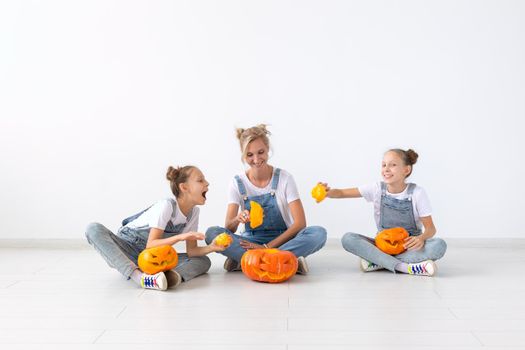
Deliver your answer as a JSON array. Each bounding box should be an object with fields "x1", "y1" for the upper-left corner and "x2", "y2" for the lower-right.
[{"x1": 202, "y1": 191, "x2": 207, "y2": 199}]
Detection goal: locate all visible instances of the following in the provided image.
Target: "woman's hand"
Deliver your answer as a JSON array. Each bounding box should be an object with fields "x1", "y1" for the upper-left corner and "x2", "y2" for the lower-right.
[
  {"x1": 404, "y1": 235, "x2": 425, "y2": 250},
  {"x1": 181, "y1": 232, "x2": 205, "y2": 241},
  {"x1": 236, "y1": 209, "x2": 251, "y2": 224},
  {"x1": 239, "y1": 240, "x2": 265, "y2": 250}
]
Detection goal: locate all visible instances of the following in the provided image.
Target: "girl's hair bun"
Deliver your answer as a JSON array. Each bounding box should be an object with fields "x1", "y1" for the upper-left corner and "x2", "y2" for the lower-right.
[
  {"x1": 405, "y1": 149, "x2": 419, "y2": 165},
  {"x1": 166, "y1": 166, "x2": 181, "y2": 182}
]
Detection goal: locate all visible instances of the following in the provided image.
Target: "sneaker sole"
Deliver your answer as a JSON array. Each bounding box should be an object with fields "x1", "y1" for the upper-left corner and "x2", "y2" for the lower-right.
[
  {"x1": 165, "y1": 270, "x2": 182, "y2": 288},
  {"x1": 223, "y1": 258, "x2": 241, "y2": 272},
  {"x1": 297, "y1": 256, "x2": 309, "y2": 275},
  {"x1": 359, "y1": 259, "x2": 383, "y2": 272}
]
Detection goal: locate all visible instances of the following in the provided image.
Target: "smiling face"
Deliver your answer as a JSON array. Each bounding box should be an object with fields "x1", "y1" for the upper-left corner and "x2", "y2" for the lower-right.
[
  {"x1": 244, "y1": 137, "x2": 269, "y2": 169},
  {"x1": 179, "y1": 168, "x2": 209, "y2": 205},
  {"x1": 381, "y1": 151, "x2": 412, "y2": 185}
]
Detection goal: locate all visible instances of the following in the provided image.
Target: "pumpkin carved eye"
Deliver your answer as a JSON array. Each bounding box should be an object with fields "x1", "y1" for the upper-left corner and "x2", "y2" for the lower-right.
[
  {"x1": 215, "y1": 232, "x2": 233, "y2": 248},
  {"x1": 311, "y1": 183, "x2": 327, "y2": 203},
  {"x1": 249, "y1": 201, "x2": 264, "y2": 229},
  {"x1": 138, "y1": 245, "x2": 179, "y2": 274},
  {"x1": 375, "y1": 227, "x2": 409, "y2": 255},
  {"x1": 241, "y1": 248, "x2": 298, "y2": 283}
]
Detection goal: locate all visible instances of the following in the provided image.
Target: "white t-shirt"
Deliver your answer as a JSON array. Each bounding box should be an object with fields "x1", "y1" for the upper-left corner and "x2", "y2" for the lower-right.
[
  {"x1": 228, "y1": 168, "x2": 300, "y2": 228},
  {"x1": 124, "y1": 198, "x2": 199, "y2": 234},
  {"x1": 358, "y1": 182, "x2": 432, "y2": 232}
]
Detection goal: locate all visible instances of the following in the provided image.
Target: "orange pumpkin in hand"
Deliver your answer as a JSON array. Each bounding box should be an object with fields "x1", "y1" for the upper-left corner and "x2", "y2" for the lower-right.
[
  {"x1": 241, "y1": 249, "x2": 298, "y2": 283},
  {"x1": 249, "y1": 201, "x2": 264, "y2": 229},
  {"x1": 311, "y1": 183, "x2": 327, "y2": 203},
  {"x1": 138, "y1": 245, "x2": 178, "y2": 274},
  {"x1": 375, "y1": 227, "x2": 409, "y2": 255},
  {"x1": 215, "y1": 232, "x2": 233, "y2": 248}
]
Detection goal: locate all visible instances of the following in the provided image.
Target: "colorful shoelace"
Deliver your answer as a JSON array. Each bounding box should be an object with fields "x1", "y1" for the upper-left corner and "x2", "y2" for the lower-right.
[
  {"x1": 141, "y1": 275, "x2": 159, "y2": 288},
  {"x1": 408, "y1": 262, "x2": 428, "y2": 275}
]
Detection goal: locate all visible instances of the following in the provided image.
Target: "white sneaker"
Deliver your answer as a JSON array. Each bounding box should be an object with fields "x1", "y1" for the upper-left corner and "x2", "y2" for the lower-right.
[
  {"x1": 140, "y1": 272, "x2": 168, "y2": 291},
  {"x1": 407, "y1": 260, "x2": 437, "y2": 277},
  {"x1": 296, "y1": 256, "x2": 309, "y2": 275},
  {"x1": 360, "y1": 259, "x2": 383, "y2": 272},
  {"x1": 164, "y1": 270, "x2": 182, "y2": 288}
]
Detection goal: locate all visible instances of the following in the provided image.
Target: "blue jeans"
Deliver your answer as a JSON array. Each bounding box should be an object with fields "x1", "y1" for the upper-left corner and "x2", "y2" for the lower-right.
[
  {"x1": 205, "y1": 225, "x2": 327, "y2": 262},
  {"x1": 85, "y1": 222, "x2": 211, "y2": 281},
  {"x1": 341, "y1": 232, "x2": 447, "y2": 272}
]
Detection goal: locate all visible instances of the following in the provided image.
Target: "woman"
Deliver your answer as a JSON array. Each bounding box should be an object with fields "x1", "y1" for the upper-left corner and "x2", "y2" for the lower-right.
[{"x1": 205, "y1": 124, "x2": 327, "y2": 274}]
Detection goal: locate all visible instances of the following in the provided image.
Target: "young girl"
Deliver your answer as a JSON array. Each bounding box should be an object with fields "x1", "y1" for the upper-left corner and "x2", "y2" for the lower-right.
[
  {"x1": 323, "y1": 149, "x2": 446, "y2": 276},
  {"x1": 85, "y1": 166, "x2": 225, "y2": 291},
  {"x1": 205, "y1": 124, "x2": 327, "y2": 274}
]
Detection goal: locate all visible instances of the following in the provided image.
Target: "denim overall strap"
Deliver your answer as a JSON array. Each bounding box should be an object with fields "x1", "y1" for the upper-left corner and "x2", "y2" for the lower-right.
[
  {"x1": 271, "y1": 168, "x2": 281, "y2": 191},
  {"x1": 164, "y1": 199, "x2": 194, "y2": 235},
  {"x1": 406, "y1": 183, "x2": 416, "y2": 196},
  {"x1": 118, "y1": 198, "x2": 189, "y2": 249},
  {"x1": 235, "y1": 175, "x2": 248, "y2": 200},
  {"x1": 238, "y1": 168, "x2": 287, "y2": 244},
  {"x1": 379, "y1": 182, "x2": 421, "y2": 236}
]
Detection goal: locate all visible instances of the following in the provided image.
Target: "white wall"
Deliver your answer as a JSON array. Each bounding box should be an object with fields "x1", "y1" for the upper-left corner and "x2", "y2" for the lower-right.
[{"x1": 1, "y1": 1, "x2": 524, "y2": 239}]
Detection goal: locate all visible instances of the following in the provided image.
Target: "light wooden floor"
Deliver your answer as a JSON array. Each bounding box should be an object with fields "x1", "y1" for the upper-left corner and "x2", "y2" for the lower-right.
[{"x1": 0, "y1": 238, "x2": 524, "y2": 349}]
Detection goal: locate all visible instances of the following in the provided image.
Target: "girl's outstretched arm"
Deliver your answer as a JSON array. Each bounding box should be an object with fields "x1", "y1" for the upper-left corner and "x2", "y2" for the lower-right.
[
  {"x1": 186, "y1": 237, "x2": 225, "y2": 257},
  {"x1": 322, "y1": 183, "x2": 362, "y2": 199},
  {"x1": 146, "y1": 227, "x2": 204, "y2": 249}
]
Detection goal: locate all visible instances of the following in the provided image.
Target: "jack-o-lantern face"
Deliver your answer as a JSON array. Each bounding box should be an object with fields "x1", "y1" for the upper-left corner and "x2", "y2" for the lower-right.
[
  {"x1": 241, "y1": 249, "x2": 298, "y2": 283},
  {"x1": 138, "y1": 245, "x2": 178, "y2": 275},
  {"x1": 215, "y1": 232, "x2": 233, "y2": 248},
  {"x1": 311, "y1": 183, "x2": 327, "y2": 203},
  {"x1": 375, "y1": 227, "x2": 409, "y2": 255},
  {"x1": 249, "y1": 201, "x2": 264, "y2": 229}
]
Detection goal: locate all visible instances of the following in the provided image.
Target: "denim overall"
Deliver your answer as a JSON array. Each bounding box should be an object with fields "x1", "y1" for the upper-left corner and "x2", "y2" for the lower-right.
[
  {"x1": 379, "y1": 182, "x2": 421, "y2": 236},
  {"x1": 85, "y1": 198, "x2": 211, "y2": 281},
  {"x1": 118, "y1": 198, "x2": 193, "y2": 249},
  {"x1": 205, "y1": 168, "x2": 327, "y2": 262},
  {"x1": 341, "y1": 182, "x2": 447, "y2": 272},
  {"x1": 236, "y1": 168, "x2": 288, "y2": 245}
]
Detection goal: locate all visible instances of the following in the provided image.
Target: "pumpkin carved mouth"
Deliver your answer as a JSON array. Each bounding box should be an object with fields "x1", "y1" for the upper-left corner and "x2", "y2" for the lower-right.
[
  {"x1": 241, "y1": 248, "x2": 298, "y2": 283},
  {"x1": 375, "y1": 227, "x2": 409, "y2": 255},
  {"x1": 138, "y1": 245, "x2": 179, "y2": 274}
]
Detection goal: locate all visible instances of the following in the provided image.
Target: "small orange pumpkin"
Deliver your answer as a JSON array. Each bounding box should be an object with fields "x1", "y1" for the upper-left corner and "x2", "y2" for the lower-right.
[
  {"x1": 375, "y1": 227, "x2": 409, "y2": 255},
  {"x1": 249, "y1": 201, "x2": 264, "y2": 229},
  {"x1": 311, "y1": 183, "x2": 327, "y2": 203},
  {"x1": 137, "y1": 245, "x2": 178, "y2": 274},
  {"x1": 215, "y1": 232, "x2": 233, "y2": 248},
  {"x1": 241, "y1": 248, "x2": 298, "y2": 283}
]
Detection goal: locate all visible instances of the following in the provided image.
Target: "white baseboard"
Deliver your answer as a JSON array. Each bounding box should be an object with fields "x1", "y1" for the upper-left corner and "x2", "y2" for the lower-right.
[
  {"x1": 1, "y1": 237, "x2": 525, "y2": 249},
  {"x1": 0, "y1": 239, "x2": 91, "y2": 249}
]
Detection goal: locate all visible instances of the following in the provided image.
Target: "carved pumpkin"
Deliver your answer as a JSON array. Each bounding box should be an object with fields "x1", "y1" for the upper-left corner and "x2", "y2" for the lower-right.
[
  {"x1": 375, "y1": 227, "x2": 409, "y2": 255},
  {"x1": 311, "y1": 183, "x2": 327, "y2": 203},
  {"x1": 249, "y1": 201, "x2": 264, "y2": 229},
  {"x1": 138, "y1": 245, "x2": 178, "y2": 275},
  {"x1": 215, "y1": 232, "x2": 233, "y2": 248},
  {"x1": 241, "y1": 248, "x2": 298, "y2": 283}
]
